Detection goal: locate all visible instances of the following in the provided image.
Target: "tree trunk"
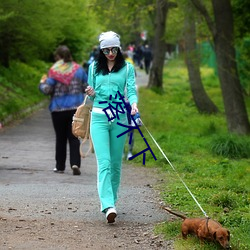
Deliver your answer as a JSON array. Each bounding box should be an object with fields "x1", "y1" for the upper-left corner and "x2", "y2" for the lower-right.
[
  {"x1": 184, "y1": 4, "x2": 218, "y2": 114},
  {"x1": 212, "y1": 0, "x2": 250, "y2": 134},
  {"x1": 148, "y1": 0, "x2": 169, "y2": 89},
  {"x1": 191, "y1": 0, "x2": 250, "y2": 134}
]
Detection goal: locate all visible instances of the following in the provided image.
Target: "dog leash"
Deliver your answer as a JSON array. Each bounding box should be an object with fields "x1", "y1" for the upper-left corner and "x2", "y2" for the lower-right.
[{"x1": 139, "y1": 118, "x2": 209, "y2": 218}]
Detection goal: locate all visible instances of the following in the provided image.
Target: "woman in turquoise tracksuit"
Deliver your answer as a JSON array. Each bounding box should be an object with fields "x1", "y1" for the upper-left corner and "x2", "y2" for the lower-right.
[{"x1": 86, "y1": 31, "x2": 138, "y2": 223}]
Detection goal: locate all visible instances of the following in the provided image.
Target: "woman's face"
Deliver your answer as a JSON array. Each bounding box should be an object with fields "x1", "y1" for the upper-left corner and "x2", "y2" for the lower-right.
[{"x1": 102, "y1": 47, "x2": 118, "y2": 61}]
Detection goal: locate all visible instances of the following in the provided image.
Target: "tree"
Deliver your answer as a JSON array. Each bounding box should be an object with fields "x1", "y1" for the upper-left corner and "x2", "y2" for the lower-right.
[
  {"x1": 232, "y1": 0, "x2": 250, "y2": 96},
  {"x1": 184, "y1": 1, "x2": 218, "y2": 114},
  {"x1": 0, "y1": 0, "x2": 98, "y2": 66},
  {"x1": 191, "y1": 0, "x2": 250, "y2": 134},
  {"x1": 148, "y1": 0, "x2": 177, "y2": 89},
  {"x1": 91, "y1": 0, "x2": 155, "y2": 47}
]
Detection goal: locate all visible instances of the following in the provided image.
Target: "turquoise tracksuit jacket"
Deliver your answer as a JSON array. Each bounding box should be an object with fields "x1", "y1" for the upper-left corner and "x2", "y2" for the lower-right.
[{"x1": 87, "y1": 62, "x2": 138, "y2": 109}]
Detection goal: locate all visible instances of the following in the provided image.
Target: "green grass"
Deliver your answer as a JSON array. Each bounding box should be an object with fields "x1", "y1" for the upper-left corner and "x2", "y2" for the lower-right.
[
  {"x1": 0, "y1": 60, "x2": 50, "y2": 123},
  {"x1": 126, "y1": 58, "x2": 250, "y2": 250}
]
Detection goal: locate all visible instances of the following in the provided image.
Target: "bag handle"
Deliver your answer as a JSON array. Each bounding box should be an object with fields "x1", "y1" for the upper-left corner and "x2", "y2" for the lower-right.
[
  {"x1": 79, "y1": 137, "x2": 94, "y2": 158},
  {"x1": 79, "y1": 111, "x2": 94, "y2": 158},
  {"x1": 79, "y1": 95, "x2": 93, "y2": 158},
  {"x1": 83, "y1": 94, "x2": 88, "y2": 105}
]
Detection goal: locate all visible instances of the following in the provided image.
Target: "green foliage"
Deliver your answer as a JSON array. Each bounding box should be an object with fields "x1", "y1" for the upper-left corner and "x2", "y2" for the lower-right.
[
  {"x1": 232, "y1": 0, "x2": 250, "y2": 39},
  {"x1": 154, "y1": 221, "x2": 181, "y2": 240},
  {"x1": 165, "y1": 2, "x2": 184, "y2": 44},
  {"x1": 210, "y1": 134, "x2": 250, "y2": 159},
  {"x1": 210, "y1": 191, "x2": 238, "y2": 209},
  {"x1": 0, "y1": 0, "x2": 100, "y2": 66},
  {"x1": 128, "y1": 58, "x2": 250, "y2": 249},
  {"x1": 0, "y1": 60, "x2": 49, "y2": 122},
  {"x1": 236, "y1": 37, "x2": 250, "y2": 95},
  {"x1": 92, "y1": 0, "x2": 156, "y2": 45},
  {"x1": 165, "y1": 0, "x2": 213, "y2": 45}
]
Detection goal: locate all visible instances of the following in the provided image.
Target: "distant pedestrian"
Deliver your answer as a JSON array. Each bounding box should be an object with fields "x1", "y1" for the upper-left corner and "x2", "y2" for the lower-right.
[
  {"x1": 143, "y1": 44, "x2": 152, "y2": 74},
  {"x1": 86, "y1": 46, "x2": 99, "y2": 71},
  {"x1": 39, "y1": 45, "x2": 88, "y2": 175},
  {"x1": 134, "y1": 45, "x2": 144, "y2": 69}
]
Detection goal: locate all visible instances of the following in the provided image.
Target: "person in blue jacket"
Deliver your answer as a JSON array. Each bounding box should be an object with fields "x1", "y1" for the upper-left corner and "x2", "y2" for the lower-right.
[
  {"x1": 39, "y1": 45, "x2": 88, "y2": 175},
  {"x1": 86, "y1": 31, "x2": 138, "y2": 223}
]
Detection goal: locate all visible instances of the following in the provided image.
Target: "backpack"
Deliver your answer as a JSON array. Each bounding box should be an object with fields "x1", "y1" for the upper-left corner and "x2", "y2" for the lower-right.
[{"x1": 72, "y1": 95, "x2": 93, "y2": 158}]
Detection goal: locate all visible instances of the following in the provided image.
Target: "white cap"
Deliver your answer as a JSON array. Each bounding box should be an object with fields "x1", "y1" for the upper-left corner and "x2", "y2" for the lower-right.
[{"x1": 99, "y1": 31, "x2": 121, "y2": 49}]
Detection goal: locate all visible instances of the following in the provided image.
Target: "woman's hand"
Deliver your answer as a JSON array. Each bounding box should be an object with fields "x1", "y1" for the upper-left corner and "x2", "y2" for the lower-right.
[
  {"x1": 85, "y1": 86, "x2": 95, "y2": 97},
  {"x1": 131, "y1": 103, "x2": 138, "y2": 115},
  {"x1": 40, "y1": 74, "x2": 47, "y2": 83}
]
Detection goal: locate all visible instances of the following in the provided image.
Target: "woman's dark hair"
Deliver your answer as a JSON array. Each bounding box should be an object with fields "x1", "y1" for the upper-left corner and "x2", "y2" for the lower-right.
[
  {"x1": 95, "y1": 48, "x2": 126, "y2": 75},
  {"x1": 54, "y1": 45, "x2": 73, "y2": 63}
]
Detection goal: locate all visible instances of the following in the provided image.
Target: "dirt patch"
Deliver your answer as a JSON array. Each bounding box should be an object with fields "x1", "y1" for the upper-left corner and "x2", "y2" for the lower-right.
[{"x1": 0, "y1": 216, "x2": 174, "y2": 250}]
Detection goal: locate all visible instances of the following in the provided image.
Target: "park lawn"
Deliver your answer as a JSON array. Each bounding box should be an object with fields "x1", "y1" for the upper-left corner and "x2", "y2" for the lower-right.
[{"x1": 127, "y1": 58, "x2": 250, "y2": 250}]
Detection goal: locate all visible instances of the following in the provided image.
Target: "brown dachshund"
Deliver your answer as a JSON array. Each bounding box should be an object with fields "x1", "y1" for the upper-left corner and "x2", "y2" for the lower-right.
[{"x1": 162, "y1": 207, "x2": 231, "y2": 249}]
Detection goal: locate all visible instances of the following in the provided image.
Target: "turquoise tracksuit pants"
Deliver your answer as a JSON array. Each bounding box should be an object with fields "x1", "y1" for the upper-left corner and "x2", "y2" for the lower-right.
[{"x1": 90, "y1": 111, "x2": 127, "y2": 212}]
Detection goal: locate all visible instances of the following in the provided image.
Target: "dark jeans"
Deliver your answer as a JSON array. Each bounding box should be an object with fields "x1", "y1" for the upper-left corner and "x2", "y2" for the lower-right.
[
  {"x1": 51, "y1": 110, "x2": 80, "y2": 171},
  {"x1": 144, "y1": 59, "x2": 151, "y2": 74}
]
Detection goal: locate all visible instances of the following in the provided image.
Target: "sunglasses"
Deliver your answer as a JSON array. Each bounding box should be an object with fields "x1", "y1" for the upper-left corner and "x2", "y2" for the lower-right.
[{"x1": 102, "y1": 47, "x2": 119, "y2": 55}]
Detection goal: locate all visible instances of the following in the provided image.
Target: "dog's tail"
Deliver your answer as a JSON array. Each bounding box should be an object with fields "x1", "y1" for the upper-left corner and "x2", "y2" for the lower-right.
[{"x1": 162, "y1": 206, "x2": 187, "y2": 220}]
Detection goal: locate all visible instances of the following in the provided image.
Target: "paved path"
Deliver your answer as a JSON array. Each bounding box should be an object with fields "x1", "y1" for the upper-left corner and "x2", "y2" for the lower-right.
[
  {"x1": 0, "y1": 71, "x2": 173, "y2": 249},
  {"x1": 0, "y1": 106, "x2": 164, "y2": 223},
  {"x1": 135, "y1": 68, "x2": 149, "y2": 87}
]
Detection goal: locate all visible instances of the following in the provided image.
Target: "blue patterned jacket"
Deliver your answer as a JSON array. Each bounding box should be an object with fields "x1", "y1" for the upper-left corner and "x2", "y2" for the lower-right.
[{"x1": 39, "y1": 67, "x2": 88, "y2": 112}]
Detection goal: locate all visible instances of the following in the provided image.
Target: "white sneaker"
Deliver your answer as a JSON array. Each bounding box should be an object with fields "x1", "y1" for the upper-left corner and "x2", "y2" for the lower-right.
[
  {"x1": 53, "y1": 168, "x2": 64, "y2": 173},
  {"x1": 127, "y1": 151, "x2": 133, "y2": 160},
  {"x1": 105, "y1": 207, "x2": 117, "y2": 223},
  {"x1": 72, "y1": 165, "x2": 81, "y2": 175}
]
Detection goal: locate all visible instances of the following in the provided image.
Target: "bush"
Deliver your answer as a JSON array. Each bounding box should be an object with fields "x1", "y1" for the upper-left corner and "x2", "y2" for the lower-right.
[
  {"x1": 0, "y1": 60, "x2": 49, "y2": 123},
  {"x1": 210, "y1": 135, "x2": 250, "y2": 159},
  {"x1": 210, "y1": 191, "x2": 237, "y2": 209}
]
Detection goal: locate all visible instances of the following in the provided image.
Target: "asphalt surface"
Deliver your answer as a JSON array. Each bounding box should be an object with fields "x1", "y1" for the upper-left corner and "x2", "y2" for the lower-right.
[{"x1": 0, "y1": 106, "x2": 166, "y2": 222}]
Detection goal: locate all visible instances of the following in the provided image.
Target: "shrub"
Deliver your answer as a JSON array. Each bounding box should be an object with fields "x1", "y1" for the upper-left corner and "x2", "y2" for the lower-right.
[
  {"x1": 210, "y1": 135, "x2": 250, "y2": 158},
  {"x1": 210, "y1": 191, "x2": 237, "y2": 209}
]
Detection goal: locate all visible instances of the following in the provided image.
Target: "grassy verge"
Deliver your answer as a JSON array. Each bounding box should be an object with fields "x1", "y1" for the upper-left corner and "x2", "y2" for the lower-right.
[
  {"x1": 0, "y1": 60, "x2": 50, "y2": 125},
  {"x1": 126, "y1": 58, "x2": 250, "y2": 250}
]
